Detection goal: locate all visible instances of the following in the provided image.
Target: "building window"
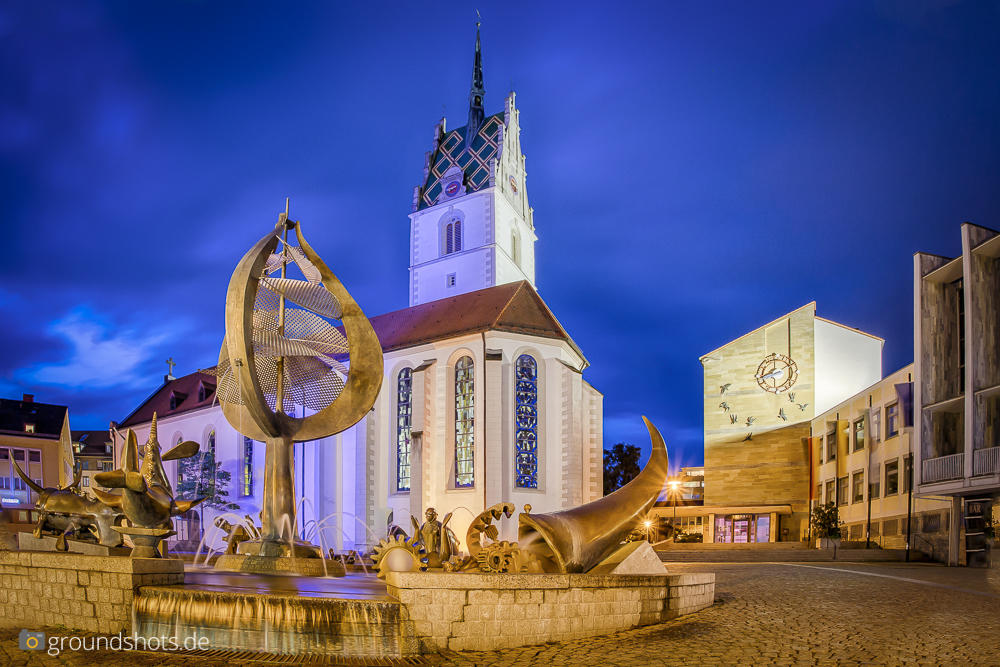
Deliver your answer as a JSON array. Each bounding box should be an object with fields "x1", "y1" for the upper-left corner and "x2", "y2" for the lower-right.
[
  {"x1": 886, "y1": 403, "x2": 899, "y2": 438},
  {"x1": 885, "y1": 459, "x2": 899, "y2": 495},
  {"x1": 514, "y1": 354, "x2": 538, "y2": 489},
  {"x1": 82, "y1": 477, "x2": 90, "y2": 487},
  {"x1": 511, "y1": 231, "x2": 519, "y2": 267},
  {"x1": 24, "y1": 424, "x2": 34, "y2": 433},
  {"x1": 397, "y1": 368, "x2": 413, "y2": 492},
  {"x1": 838, "y1": 476, "x2": 849, "y2": 505},
  {"x1": 852, "y1": 471, "x2": 864, "y2": 503},
  {"x1": 853, "y1": 417, "x2": 865, "y2": 452},
  {"x1": 79, "y1": 461, "x2": 89, "y2": 471},
  {"x1": 242, "y1": 436, "x2": 254, "y2": 497},
  {"x1": 871, "y1": 409, "x2": 881, "y2": 443},
  {"x1": 445, "y1": 219, "x2": 463, "y2": 255},
  {"x1": 102, "y1": 461, "x2": 113, "y2": 472},
  {"x1": 446, "y1": 273, "x2": 456, "y2": 287},
  {"x1": 28, "y1": 451, "x2": 40, "y2": 463},
  {"x1": 455, "y1": 356, "x2": 475, "y2": 487},
  {"x1": 825, "y1": 479, "x2": 835, "y2": 505},
  {"x1": 870, "y1": 463, "x2": 880, "y2": 498},
  {"x1": 902, "y1": 454, "x2": 913, "y2": 493},
  {"x1": 826, "y1": 429, "x2": 837, "y2": 462}
]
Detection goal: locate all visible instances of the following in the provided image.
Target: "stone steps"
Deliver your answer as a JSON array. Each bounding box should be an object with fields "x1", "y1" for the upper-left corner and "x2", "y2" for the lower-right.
[{"x1": 657, "y1": 548, "x2": 930, "y2": 563}]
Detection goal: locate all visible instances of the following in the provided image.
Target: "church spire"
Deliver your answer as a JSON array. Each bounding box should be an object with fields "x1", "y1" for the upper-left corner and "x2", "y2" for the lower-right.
[{"x1": 466, "y1": 18, "x2": 485, "y2": 146}]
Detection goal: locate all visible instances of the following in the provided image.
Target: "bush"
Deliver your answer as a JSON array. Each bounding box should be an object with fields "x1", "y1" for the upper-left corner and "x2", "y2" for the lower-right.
[{"x1": 811, "y1": 502, "x2": 843, "y2": 539}]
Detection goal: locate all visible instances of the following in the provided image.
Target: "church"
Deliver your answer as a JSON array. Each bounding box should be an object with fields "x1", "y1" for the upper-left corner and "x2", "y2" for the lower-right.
[{"x1": 118, "y1": 26, "x2": 604, "y2": 553}]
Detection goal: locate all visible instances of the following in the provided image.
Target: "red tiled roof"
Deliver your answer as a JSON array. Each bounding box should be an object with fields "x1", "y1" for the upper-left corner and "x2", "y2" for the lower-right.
[
  {"x1": 367, "y1": 281, "x2": 584, "y2": 359},
  {"x1": 120, "y1": 373, "x2": 217, "y2": 428}
]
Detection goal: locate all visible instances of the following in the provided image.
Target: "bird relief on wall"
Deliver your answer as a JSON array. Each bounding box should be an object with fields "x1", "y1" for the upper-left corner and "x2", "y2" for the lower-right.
[{"x1": 437, "y1": 166, "x2": 467, "y2": 204}]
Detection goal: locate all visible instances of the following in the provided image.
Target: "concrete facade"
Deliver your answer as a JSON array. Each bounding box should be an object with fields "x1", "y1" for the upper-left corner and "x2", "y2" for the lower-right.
[{"x1": 914, "y1": 222, "x2": 1000, "y2": 566}]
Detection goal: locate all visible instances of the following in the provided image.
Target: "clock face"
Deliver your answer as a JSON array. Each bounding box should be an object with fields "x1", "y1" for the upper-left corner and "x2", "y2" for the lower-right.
[
  {"x1": 509, "y1": 176, "x2": 518, "y2": 194},
  {"x1": 755, "y1": 353, "x2": 798, "y2": 394},
  {"x1": 445, "y1": 181, "x2": 461, "y2": 197}
]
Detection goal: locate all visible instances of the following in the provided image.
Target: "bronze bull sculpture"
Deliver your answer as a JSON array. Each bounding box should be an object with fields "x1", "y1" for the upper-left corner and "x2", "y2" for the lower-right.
[{"x1": 10, "y1": 452, "x2": 124, "y2": 550}]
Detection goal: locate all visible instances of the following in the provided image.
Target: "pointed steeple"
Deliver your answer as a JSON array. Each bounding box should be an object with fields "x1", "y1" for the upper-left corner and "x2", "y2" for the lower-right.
[{"x1": 466, "y1": 20, "x2": 485, "y2": 146}]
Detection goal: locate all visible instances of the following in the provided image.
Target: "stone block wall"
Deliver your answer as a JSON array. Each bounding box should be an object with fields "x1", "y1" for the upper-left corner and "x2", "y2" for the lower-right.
[
  {"x1": 0, "y1": 551, "x2": 183, "y2": 634},
  {"x1": 386, "y1": 571, "x2": 715, "y2": 652}
]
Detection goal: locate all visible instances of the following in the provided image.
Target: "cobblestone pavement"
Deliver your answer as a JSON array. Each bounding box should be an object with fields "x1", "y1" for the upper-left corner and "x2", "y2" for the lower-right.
[{"x1": 2, "y1": 562, "x2": 998, "y2": 666}]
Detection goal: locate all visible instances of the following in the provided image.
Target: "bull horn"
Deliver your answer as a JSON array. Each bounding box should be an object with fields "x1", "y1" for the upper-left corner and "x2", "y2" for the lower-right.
[
  {"x1": 518, "y1": 416, "x2": 668, "y2": 573},
  {"x1": 64, "y1": 466, "x2": 82, "y2": 490},
  {"x1": 9, "y1": 449, "x2": 45, "y2": 495}
]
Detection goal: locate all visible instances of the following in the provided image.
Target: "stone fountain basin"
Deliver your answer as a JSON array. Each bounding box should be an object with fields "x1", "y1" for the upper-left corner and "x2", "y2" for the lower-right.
[{"x1": 385, "y1": 570, "x2": 716, "y2": 652}]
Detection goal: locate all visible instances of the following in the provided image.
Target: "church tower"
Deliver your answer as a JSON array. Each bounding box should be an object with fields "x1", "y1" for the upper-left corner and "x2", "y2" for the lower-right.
[{"x1": 408, "y1": 23, "x2": 536, "y2": 307}]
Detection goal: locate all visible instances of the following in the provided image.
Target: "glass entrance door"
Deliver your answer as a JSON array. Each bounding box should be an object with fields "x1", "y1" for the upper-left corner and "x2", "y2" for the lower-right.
[{"x1": 733, "y1": 519, "x2": 750, "y2": 543}]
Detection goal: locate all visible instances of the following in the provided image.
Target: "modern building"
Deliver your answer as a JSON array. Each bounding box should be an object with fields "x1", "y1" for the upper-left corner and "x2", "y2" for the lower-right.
[
  {"x1": 0, "y1": 394, "x2": 75, "y2": 536},
  {"x1": 914, "y1": 222, "x2": 1000, "y2": 566},
  {"x1": 810, "y1": 364, "x2": 954, "y2": 560},
  {"x1": 117, "y1": 27, "x2": 604, "y2": 553},
  {"x1": 698, "y1": 303, "x2": 883, "y2": 543},
  {"x1": 70, "y1": 430, "x2": 115, "y2": 501}
]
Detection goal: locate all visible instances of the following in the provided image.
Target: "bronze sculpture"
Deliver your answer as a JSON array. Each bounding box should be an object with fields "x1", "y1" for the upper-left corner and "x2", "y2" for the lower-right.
[
  {"x1": 410, "y1": 507, "x2": 459, "y2": 567},
  {"x1": 94, "y1": 413, "x2": 204, "y2": 557},
  {"x1": 518, "y1": 416, "x2": 668, "y2": 573},
  {"x1": 206, "y1": 203, "x2": 383, "y2": 562},
  {"x1": 10, "y1": 453, "x2": 124, "y2": 550}
]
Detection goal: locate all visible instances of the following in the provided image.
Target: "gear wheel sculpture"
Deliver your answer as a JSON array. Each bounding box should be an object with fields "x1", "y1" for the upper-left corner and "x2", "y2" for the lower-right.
[
  {"x1": 476, "y1": 540, "x2": 527, "y2": 573},
  {"x1": 466, "y1": 502, "x2": 516, "y2": 558},
  {"x1": 371, "y1": 535, "x2": 426, "y2": 580}
]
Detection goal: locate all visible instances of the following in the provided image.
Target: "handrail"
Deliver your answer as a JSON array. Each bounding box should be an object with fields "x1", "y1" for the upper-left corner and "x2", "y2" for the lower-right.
[{"x1": 912, "y1": 534, "x2": 934, "y2": 562}]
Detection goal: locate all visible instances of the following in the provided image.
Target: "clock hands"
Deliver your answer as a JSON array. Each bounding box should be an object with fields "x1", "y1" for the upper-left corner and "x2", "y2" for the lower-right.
[{"x1": 756, "y1": 368, "x2": 785, "y2": 382}]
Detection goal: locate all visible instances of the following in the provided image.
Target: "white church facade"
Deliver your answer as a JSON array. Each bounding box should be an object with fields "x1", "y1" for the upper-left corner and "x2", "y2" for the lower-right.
[{"x1": 117, "y1": 27, "x2": 604, "y2": 554}]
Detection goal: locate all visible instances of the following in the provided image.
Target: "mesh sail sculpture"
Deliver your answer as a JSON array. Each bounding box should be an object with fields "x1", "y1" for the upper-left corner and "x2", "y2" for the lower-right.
[{"x1": 205, "y1": 205, "x2": 383, "y2": 560}]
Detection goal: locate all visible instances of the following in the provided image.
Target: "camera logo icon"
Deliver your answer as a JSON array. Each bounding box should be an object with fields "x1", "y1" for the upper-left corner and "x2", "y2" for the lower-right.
[{"x1": 19, "y1": 629, "x2": 45, "y2": 651}]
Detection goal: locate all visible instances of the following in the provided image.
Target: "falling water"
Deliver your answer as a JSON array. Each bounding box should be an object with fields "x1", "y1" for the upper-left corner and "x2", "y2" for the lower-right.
[{"x1": 133, "y1": 572, "x2": 413, "y2": 657}]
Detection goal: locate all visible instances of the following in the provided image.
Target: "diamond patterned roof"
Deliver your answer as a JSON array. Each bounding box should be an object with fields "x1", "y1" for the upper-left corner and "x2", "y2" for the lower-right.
[{"x1": 417, "y1": 112, "x2": 505, "y2": 210}]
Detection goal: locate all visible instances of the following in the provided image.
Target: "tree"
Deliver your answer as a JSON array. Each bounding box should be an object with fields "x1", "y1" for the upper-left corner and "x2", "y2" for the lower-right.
[
  {"x1": 810, "y1": 502, "x2": 843, "y2": 539},
  {"x1": 603, "y1": 443, "x2": 642, "y2": 495},
  {"x1": 175, "y1": 451, "x2": 241, "y2": 514}
]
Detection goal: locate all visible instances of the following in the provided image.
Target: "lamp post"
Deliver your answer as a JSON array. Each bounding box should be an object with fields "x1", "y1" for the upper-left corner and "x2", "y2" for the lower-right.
[{"x1": 670, "y1": 481, "x2": 680, "y2": 543}]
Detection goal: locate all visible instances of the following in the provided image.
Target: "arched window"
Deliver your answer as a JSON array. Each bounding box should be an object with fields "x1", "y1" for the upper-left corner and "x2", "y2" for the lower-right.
[
  {"x1": 444, "y1": 219, "x2": 463, "y2": 254},
  {"x1": 397, "y1": 368, "x2": 413, "y2": 492},
  {"x1": 176, "y1": 436, "x2": 184, "y2": 486},
  {"x1": 511, "y1": 231, "x2": 519, "y2": 267},
  {"x1": 455, "y1": 356, "x2": 475, "y2": 487},
  {"x1": 515, "y1": 355, "x2": 538, "y2": 488}
]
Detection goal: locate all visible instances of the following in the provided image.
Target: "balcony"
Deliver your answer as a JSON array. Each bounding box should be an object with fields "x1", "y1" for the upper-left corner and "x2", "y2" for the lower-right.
[
  {"x1": 922, "y1": 453, "x2": 964, "y2": 483},
  {"x1": 973, "y1": 446, "x2": 1000, "y2": 477}
]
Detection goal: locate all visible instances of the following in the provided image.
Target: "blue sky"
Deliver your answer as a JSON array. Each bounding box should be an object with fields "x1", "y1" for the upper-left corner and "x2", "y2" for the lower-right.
[{"x1": 2, "y1": 1, "x2": 999, "y2": 468}]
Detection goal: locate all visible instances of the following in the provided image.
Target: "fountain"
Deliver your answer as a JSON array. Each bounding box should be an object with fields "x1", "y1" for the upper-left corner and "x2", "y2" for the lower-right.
[{"x1": 0, "y1": 204, "x2": 714, "y2": 657}]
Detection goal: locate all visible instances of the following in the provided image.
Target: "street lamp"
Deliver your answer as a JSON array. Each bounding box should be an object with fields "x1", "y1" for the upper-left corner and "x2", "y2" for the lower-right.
[
  {"x1": 669, "y1": 481, "x2": 680, "y2": 543},
  {"x1": 643, "y1": 520, "x2": 651, "y2": 543}
]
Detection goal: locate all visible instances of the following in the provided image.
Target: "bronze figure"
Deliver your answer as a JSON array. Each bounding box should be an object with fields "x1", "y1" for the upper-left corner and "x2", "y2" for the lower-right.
[
  {"x1": 10, "y1": 452, "x2": 124, "y2": 550},
  {"x1": 518, "y1": 416, "x2": 668, "y2": 573},
  {"x1": 93, "y1": 414, "x2": 204, "y2": 530},
  {"x1": 410, "y1": 507, "x2": 459, "y2": 567}
]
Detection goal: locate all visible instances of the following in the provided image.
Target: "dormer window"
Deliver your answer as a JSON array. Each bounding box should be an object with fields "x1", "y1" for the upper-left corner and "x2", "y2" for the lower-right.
[
  {"x1": 24, "y1": 424, "x2": 34, "y2": 434},
  {"x1": 197, "y1": 382, "x2": 215, "y2": 403},
  {"x1": 169, "y1": 391, "x2": 187, "y2": 411}
]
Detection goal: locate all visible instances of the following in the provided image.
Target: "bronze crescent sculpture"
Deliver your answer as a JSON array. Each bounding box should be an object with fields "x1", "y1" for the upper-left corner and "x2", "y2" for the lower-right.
[
  {"x1": 518, "y1": 416, "x2": 669, "y2": 573},
  {"x1": 208, "y1": 206, "x2": 383, "y2": 559}
]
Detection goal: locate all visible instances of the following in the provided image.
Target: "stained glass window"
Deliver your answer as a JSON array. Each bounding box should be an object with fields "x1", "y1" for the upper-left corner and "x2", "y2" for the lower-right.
[
  {"x1": 242, "y1": 436, "x2": 254, "y2": 497},
  {"x1": 397, "y1": 368, "x2": 413, "y2": 492},
  {"x1": 515, "y1": 355, "x2": 538, "y2": 488},
  {"x1": 455, "y1": 356, "x2": 475, "y2": 487}
]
